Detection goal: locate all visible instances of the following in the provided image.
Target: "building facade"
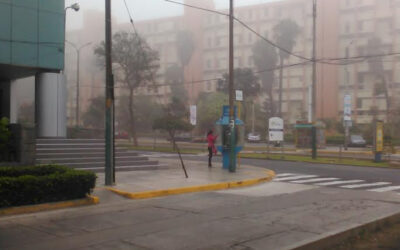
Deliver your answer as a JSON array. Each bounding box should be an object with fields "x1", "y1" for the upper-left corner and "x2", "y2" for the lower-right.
[{"x1": 70, "y1": 0, "x2": 400, "y2": 126}]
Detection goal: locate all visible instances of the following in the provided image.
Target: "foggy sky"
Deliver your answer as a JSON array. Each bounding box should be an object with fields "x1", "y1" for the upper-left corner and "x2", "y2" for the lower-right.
[{"x1": 65, "y1": 0, "x2": 281, "y2": 30}]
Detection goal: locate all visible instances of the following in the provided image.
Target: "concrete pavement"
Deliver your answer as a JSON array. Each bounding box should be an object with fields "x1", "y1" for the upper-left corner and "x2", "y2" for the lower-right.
[
  {"x1": 2, "y1": 159, "x2": 400, "y2": 250},
  {"x1": 98, "y1": 159, "x2": 274, "y2": 200}
]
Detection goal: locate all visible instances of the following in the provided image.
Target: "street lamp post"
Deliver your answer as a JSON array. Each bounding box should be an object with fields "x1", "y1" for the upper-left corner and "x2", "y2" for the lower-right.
[
  {"x1": 64, "y1": 3, "x2": 80, "y2": 64},
  {"x1": 65, "y1": 41, "x2": 92, "y2": 127}
]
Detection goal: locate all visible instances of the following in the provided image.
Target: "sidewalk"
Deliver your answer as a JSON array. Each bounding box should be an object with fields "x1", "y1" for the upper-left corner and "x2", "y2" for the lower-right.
[
  {"x1": 2, "y1": 160, "x2": 400, "y2": 249},
  {"x1": 95, "y1": 159, "x2": 275, "y2": 201}
]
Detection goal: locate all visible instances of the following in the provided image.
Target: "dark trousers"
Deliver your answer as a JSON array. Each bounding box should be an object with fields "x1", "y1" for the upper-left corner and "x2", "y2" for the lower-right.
[{"x1": 208, "y1": 147, "x2": 213, "y2": 167}]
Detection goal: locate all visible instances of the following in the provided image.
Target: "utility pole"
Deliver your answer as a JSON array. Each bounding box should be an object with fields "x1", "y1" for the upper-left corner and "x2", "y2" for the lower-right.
[
  {"x1": 311, "y1": 0, "x2": 317, "y2": 159},
  {"x1": 228, "y1": 0, "x2": 236, "y2": 172},
  {"x1": 105, "y1": 0, "x2": 115, "y2": 185},
  {"x1": 251, "y1": 102, "x2": 255, "y2": 133}
]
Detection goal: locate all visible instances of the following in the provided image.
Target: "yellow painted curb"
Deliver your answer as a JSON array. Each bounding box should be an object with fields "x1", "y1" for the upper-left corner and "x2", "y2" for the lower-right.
[
  {"x1": 106, "y1": 170, "x2": 275, "y2": 200},
  {"x1": 0, "y1": 195, "x2": 99, "y2": 216}
]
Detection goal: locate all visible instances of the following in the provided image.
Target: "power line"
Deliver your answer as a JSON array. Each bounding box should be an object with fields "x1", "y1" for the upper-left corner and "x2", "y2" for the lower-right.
[
  {"x1": 164, "y1": 0, "x2": 229, "y2": 17},
  {"x1": 163, "y1": 0, "x2": 312, "y2": 62},
  {"x1": 162, "y1": 0, "x2": 400, "y2": 65}
]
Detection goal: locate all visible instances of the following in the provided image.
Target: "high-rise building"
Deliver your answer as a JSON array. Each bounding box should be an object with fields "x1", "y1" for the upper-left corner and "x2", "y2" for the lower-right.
[{"x1": 70, "y1": 0, "x2": 400, "y2": 126}]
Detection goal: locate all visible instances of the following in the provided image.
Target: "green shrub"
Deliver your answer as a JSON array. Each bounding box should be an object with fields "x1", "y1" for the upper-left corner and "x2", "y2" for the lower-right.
[{"x1": 0, "y1": 165, "x2": 96, "y2": 208}]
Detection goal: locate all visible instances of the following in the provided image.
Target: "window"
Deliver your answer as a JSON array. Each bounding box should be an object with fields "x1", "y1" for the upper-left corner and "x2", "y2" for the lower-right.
[
  {"x1": 358, "y1": 72, "x2": 365, "y2": 84},
  {"x1": 207, "y1": 59, "x2": 211, "y2": 69},
  {"x1": 358, "y1": 47, "x2": 364, "y2": 56},
  {"x1": 207, "y1": 81, "x2": 212, "y2": 91},
  {"x1": 215, "y1": 59, "x2": 220, "y2": 68},
  {"x1": 208, "y1": 37, "x2": 212, "y2": 47},
  {"x1": 345, "y1": 22, "x2": 350, "y2": 33},
  {"x1": 215, "y1": 37, "x2": 220, "y2": 46},
  {"x1": 238, "y1": 57, "x2": 243, "y2": 67},
  {"x1": 357, "y1": 98, "x2": 362, "y2": 109},
  {"x1": 358, "y1": 21, "x2": 363, "y2": 31},
  {"x1": 248, "y1": 56, "x2": 253, "y2": 66}
]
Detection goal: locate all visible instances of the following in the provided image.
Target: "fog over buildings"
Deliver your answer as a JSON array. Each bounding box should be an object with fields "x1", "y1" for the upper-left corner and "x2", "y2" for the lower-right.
[{"x1": 59, "y1": 0, "x2": 400, "y2": 129}]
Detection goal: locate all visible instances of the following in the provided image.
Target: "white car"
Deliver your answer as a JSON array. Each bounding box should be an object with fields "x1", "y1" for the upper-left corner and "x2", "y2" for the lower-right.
[{"x1": 247, "y1": 132, "x2": 261, "y2": 142}]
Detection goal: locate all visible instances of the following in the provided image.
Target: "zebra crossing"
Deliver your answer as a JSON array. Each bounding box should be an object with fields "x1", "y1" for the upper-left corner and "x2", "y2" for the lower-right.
[{"x1": 274, "y1": 173, "x2": 400, "y2": 193}]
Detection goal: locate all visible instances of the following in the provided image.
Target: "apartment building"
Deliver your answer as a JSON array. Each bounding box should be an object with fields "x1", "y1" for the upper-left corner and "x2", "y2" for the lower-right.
[{"x1": 68, "y1": 0, "x2": 400, "y2": 126}]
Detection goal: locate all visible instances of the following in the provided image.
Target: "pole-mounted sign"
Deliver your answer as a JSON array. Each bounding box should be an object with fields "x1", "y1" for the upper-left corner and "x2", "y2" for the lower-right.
[
  {"x1": 269, "y1": 117, "x2": 284, "y2": 142},
  {"x1": 374, "y1": 120, "x2": 384, "y2": 162},
  {"x1": 190, "y1": 105, "x2": 197, "y2": 126}
]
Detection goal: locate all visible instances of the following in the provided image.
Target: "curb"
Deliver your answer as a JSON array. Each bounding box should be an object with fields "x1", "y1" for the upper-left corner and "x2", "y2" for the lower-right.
[
  {"x1": 290, "y1": 211, "x2": 400, "y2": 250},
  {"x1": 0, "y1": 195, "x2": 99, "y2": 216},
  {"x1": 106, "y1": 169, "x2": 275, "y2": 200}
]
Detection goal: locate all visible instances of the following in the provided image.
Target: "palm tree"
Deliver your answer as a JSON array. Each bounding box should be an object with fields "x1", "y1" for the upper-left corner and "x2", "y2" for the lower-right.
[
  {"x1": 176, "y1": 30, "x2": 195, "y2": 102},
  {"x1": 273, "y1": 19, "x2": 300, "y2": 117},
  {"x1": 252, "y1": 40, "x2": 278, "y2": 117}
]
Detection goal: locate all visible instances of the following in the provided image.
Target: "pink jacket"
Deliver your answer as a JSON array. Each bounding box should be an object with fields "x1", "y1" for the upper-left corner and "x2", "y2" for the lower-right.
[{"x1": 207, "y1": 134, "x2": 218, "y2": 148}]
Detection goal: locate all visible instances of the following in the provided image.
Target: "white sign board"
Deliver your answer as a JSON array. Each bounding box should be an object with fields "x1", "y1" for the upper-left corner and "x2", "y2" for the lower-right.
[
  {"x1": 343, "y1": 94, "x2": 352, "y2": 121},
  {"x1": 235, "y1": 90, "x2": 243, "y2": 101},
  {"x1": 268, "y1": 117, "x2": 284, "y2": 142},
  {"x1": 190, "y1": 105, "x2": 197, "y2": 125}
]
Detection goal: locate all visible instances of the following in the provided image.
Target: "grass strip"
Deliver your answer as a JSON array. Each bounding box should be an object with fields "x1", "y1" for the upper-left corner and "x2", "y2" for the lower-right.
[{"x1": 239, "y1": 153, "x2": 390, "y2": 168}]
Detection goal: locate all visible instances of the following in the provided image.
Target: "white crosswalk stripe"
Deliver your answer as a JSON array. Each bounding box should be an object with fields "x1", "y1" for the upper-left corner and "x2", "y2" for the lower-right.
[
  {"x1": 314, "y1": 180, "x2": 365, "y2": 186},
  {"x1": 274, "y1": 175, "x2": 318, "y2": 181},
  {"x1": 340, "y1": 182, "x2": 391, "y2": 189},
  {"x1": 291, "y1": 177, "x2": 339, "y2": 184},
  {"x1": 367, "y1": 186, "x2": 400, "y2": 192},
  {"x1": 273, "y1": 173, "x2": 399, "y2": 194},
  {"x1": 275, "y1": 173, "x2": 298, "y2": 177}
]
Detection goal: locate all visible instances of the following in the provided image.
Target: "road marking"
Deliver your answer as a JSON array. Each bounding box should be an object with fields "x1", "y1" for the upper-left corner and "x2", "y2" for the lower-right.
[
  {"x1": 341, "y1": 182, "x2": 391, "y2": 189},
  {"x1": 274, "y1": 175, "x2": 318, "y2": 181},
  {"x1": 291, "y1": 177, "x2": 339, "y2": 184},
  {"x1": 315, "y1": 180, "x2": 364, "y2": 186},
  {"x1": 368, "y1": 185, "x2": 400, "y2": 192},
  {"x1": 275, "y1": 173, "x2": 298, "y2": 177}
]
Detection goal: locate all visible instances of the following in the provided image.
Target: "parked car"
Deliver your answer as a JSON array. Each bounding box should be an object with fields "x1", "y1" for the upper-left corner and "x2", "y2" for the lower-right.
[
  {"x1": 247, "y1": 132, "x2": 261, "y2": 143},
  {"x1": 349, "y1": 135, "x2": 366, "y2": 147}
]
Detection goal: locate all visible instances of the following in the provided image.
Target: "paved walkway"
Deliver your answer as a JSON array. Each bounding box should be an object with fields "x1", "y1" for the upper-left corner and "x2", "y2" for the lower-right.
[{"x1": 95, "y1": 159, "x2": 272, "y2": 201}]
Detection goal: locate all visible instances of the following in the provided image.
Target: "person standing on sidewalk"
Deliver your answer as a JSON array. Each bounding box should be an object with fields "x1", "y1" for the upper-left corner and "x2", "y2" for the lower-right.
[{"x1": 207, "y1": 130, "x2": 218, "y2": 167}]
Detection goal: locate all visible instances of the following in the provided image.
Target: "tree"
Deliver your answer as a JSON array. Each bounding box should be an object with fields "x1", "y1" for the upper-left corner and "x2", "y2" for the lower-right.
[
  {"x1": 176, "y1": 30, "x2": 195, "y2": 68},
  {"x1": 217, "y1": 68, "x2": 260, "y2": 97},
  {"x1": 94, "y1": 31, "x2": 159, "y2": 146},
  {"x1": 273, "y1": 19, "x2": 300, "y2": 116},
  {"x1": 197, "y1": 92, "x2": 228, "y2": 132},
  {"x1": 117, "y1": 95, "x2": 163, "y2": 134},
  {"x1": 217, "y1": 68, "x2": 260, "y2": 128},
  {"x1": 175, "y1": 30, "x2": 195, "y2": 104},
  {"x1": 252, "y1": 39, "x2": 278, "y2": 116},
  {"x1": 366, "y1": 37, "x2": 390, "y2": 119},
  {"x1": 82, "y1": 96, "x2": 105, "y2": 129},
  {"x1": 165, "y1": 64, "x2": 188, "y2": 104}
]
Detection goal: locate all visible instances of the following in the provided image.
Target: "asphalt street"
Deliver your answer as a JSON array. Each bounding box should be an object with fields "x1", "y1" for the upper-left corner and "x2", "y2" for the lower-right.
[{"x1": 140, "y1": 152, "x2": 400, "y2": 188}]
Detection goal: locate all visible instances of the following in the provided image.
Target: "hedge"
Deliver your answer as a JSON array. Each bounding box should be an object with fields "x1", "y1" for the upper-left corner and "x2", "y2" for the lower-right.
[{"x1": 0, "y1": 165, "x2": 96, "y2": 208}]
